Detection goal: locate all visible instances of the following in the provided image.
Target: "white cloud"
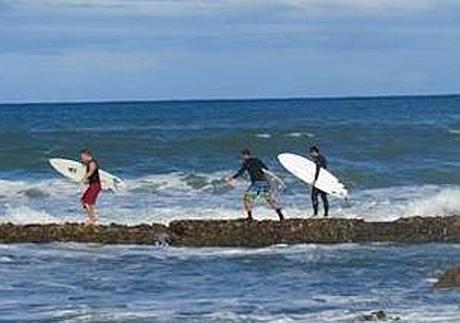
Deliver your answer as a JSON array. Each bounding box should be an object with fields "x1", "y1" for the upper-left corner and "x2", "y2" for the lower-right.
[
  {"x1": 6, "y1": 0, "x2": 459, "y2": 15},
  {"x1": 284, "y1": 0, "x2": 437, "y2": 10},
  {"x1": 2, "y1": 0, "x2": 460, "y2": 102}
]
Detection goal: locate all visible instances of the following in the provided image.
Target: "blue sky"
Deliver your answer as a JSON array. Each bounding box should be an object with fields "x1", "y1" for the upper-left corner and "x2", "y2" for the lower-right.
[{"x1": 1, "y1": 0, "x2": 459, "y2": 102}]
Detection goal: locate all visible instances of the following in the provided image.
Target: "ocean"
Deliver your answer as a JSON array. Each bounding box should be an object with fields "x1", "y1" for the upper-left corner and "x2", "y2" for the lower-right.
[{"x1": 1, "y1": 95, "x2": 460, "y2": 321}]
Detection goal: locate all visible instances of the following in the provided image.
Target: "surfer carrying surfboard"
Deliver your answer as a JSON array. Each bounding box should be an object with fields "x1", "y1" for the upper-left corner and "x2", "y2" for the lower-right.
[
  {"x1": 80, "y1": 149, "x2": 102, "y2": 225},
  {"x1": 226, "y1": 149, "x2": 285, "y2": 221},
  {"x1": 310, "y1": 146, "x2": 329, "y2": 217}
]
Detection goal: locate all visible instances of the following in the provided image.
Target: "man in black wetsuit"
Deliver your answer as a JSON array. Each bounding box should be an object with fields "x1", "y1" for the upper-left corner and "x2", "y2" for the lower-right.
[
  {"x1": 310, "y1": 146, "x2": 329, "y2": 217},
  {"x1": 226, "y1": 149, "x2": 285, "y2": 221}
]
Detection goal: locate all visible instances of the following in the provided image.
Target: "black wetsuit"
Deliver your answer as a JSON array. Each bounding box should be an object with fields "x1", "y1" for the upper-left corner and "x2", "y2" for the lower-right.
[
  {"x1": 312, "y1": 154, "x2": 329, "y2": 216},
  {"x1": 232, "y1": 157, "x2": 268, "y2": 183}
]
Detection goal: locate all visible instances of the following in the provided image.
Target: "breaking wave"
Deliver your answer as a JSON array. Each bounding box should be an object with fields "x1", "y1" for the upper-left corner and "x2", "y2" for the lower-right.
[{"x1": 1, "y1": 172, "x2": 460, "y2": 225}]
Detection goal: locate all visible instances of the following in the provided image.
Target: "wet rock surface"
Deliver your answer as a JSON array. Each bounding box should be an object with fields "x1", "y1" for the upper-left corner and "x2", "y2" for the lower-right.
[
  {"x1": 0, "y1": 223, "x2": 168, "y2": 245},
  {"x1": 434, "y1": 267, "x2": 460, "y2": 288},
  {"x1": 357, "y1": 310, "x2": 386, "y2": 321},
  {"x1": 0, "y1": 216, "x2": 459, "y2": 246},
  {"x1": 356, "y1": 310, "x2": 400, "y2": 321},
  {"x1": 169, "y1": 216, "x2": 460, "y2": 247},
  {"x1": 169, "y1": 218, "x2": 359, "y2": 247}
]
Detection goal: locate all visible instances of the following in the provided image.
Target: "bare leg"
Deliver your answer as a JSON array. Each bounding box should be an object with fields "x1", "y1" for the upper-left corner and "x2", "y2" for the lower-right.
[
  {"x1": 88, "y1": 205, "x2": 98, "y2": 224},
  {"x1": 266, "y1": 196, "x2": 285, "y2": 221},
  {"x1": 84, "y1": 204, "x2": 98, "y2": 225},
  {"x1": 83, "y1": 204, "x2": 90, "y2": 224},
  {"x1": 244, "y1": 195, "x2": 253, "y2": 220}
]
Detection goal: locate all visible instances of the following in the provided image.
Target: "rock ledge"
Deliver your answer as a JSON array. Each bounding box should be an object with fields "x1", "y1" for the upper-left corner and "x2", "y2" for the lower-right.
[{"x1": 1, "y1": 216, "x2": 460, "y2": 247}]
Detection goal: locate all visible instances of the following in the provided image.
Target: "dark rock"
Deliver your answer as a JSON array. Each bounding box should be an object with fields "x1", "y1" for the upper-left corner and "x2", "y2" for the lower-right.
[
  {"x1": 0, "y1": 216, "x2": 459, "y2": 246},
  {"x1": 0, "y1": 223, "x2": 169, "y2": 245},
  {"x1": 357, "y1": 310, "x2": 402, "y2": 321},
  {"x1": 169, "y1": 216, "x2": 460, "y2": 247},
  {"x1": 434, "y1": 267, "x2": 460, "y2": 288},
  {"x1": 358, "y1": 310, "x2": 392, "y2": 321},
  {"x1": 169, "y1": 218, "x2": 354, "y2": 247}
]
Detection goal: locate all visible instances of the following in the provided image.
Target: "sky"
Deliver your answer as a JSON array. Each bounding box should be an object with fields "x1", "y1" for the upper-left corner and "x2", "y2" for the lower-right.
[{"x1": 0, "y1": 0, "x2": 459, "y2": 103}]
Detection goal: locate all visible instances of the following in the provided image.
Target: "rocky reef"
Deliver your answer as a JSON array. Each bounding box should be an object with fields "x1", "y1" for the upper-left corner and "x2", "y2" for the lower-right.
[
  {"x1": 1, "y1": 216, "x2": 460, "y2": 246},
  {"x1": 434, "y1": 267, "x2": 460, "y2": 289},
  {"x1": 169, "y1": 216, "x2": 460, "y2": 247},
  {"x1": 356, "y1": 310, "x2": 398, "y2": 321},
  {"x1": 0, "y1": 223, "x2": 168, "y2": 245}
]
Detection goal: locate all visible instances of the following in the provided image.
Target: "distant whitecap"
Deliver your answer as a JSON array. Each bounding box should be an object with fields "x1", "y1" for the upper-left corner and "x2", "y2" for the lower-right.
[{"x1": 256, "y1": 133, "x2": 271, "y2": 138}]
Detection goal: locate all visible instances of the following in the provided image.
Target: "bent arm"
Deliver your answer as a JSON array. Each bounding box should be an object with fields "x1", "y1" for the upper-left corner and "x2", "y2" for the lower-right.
[
  {"x1": 314, "y1": 156, "x2": 327, "y2": 183},
  {"x1": 314, "y1": 163, "x2": 321, "y2": 182},
  {"x1": 232, "y1": 164, "x2": 246, "y2": 179}
]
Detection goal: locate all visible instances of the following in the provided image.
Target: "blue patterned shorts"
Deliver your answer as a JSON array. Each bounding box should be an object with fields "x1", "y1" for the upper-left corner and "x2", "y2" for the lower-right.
[{"x1": 244, "y1": 181, "x2": 271, "y2": 203}]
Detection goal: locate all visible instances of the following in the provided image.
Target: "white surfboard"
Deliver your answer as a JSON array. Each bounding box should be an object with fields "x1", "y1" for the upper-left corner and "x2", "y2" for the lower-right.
[
  {"x1": 278, "y1": 153, "x2": 348, "y2": 199},
  {"x1": 49, "y1": 158, "x2": 125, "y2": 191}
]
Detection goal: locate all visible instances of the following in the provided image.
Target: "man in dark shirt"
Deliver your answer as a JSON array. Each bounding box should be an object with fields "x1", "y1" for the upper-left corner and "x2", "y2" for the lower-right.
[
  {"x1": 226, "y1": 149, "x2": 285, "y2": 221},
  {"x1": 310, "y1": 146, "x2": 329, "y2": 217}
]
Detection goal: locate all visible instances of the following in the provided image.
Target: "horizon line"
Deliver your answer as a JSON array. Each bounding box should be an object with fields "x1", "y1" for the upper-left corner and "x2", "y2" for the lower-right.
[{"x1": 1, "y1": 92, "x2": 459, "y2": 106}]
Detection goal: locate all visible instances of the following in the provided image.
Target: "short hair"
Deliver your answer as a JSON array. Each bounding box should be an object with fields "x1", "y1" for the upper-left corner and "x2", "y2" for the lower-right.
[
  {"x1": 241, "y1": 149, "x2": 252, "y2": 156},
  {"x1": 80, "y1": 148, "x2": 92, "y2": 156},
  {"x1": 309, "y1": 146, "x2": 319, "y2": 153}
]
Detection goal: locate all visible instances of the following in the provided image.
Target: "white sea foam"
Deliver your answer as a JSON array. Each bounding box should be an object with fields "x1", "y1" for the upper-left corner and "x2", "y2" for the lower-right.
[
  {"x1": 448, "y1": 128, "x2": 460, "y2": 135},
  {"x1": 2, "y1": 204, "x2": 65, "y2": 224},
  {"x1": 0, "y1": 178, "x2": 84, "y2": 198},
  {"x1": 285, "y1": 131, "x2": 315, "y2": 138},
  {"x1": 256, "y1": 133, "x2": 271, "y2": 138},
  {"x1": 124, "y1": 170, "x2": 231, "y2": 195},
  {"x1": 334, "y1": 185, "x2": 460, "y2": 221},
  {"x1": 0, "y1": 256, "x2": 14, "y2": 263},
  {"x1": 1, "y1": 173, "x2": 460, "y2": 224},
  {"x1": 255, "y1": 132, "x2": 315, "y2": 139},
  {"x1": 404, "y1": 188, "x2": 460, "y2": 217}
]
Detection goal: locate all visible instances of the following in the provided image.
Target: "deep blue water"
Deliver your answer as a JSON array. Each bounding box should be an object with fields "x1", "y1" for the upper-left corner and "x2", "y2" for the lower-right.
[
  {"x1": 1, "y1": 95, "x2": 460, "y2": 224},
  {"x1": 1, "y1": 243, "x2": 460, "y2": 322},
  {"x1": 1, "y1": 96, "x2": 460, "y2": 321},
  {"x1": 1, "y1": 96, "x2": 460, "y2": 183}
]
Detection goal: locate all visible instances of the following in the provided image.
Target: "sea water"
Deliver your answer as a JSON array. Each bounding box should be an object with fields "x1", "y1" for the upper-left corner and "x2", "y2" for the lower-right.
[{"x1": 1, "y1": 96, "x2": 460, "y2": 321}]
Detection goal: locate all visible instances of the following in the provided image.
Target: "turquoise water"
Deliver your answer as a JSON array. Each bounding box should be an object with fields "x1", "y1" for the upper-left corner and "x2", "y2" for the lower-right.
[{"x1": 1, "y1": 95, "x2": 460, "y2": 321}]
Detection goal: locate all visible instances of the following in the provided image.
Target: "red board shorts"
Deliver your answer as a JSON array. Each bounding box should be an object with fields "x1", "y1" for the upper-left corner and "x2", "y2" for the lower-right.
[{"x1": 81, "y1": 183, "x2": 102, "y2": 207}]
